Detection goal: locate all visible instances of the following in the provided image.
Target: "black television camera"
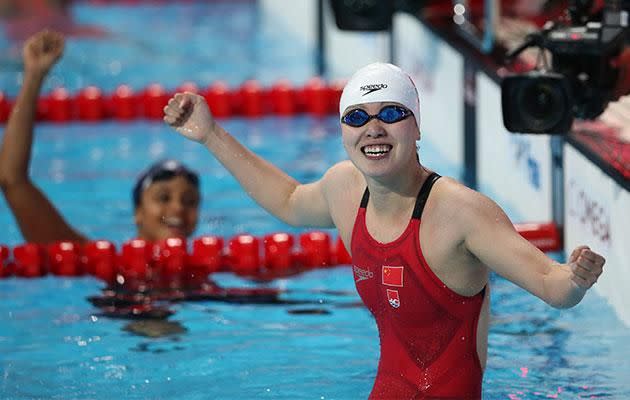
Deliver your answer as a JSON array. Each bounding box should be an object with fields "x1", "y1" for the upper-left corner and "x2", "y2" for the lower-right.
[{"x1": 501, "y1": 0, "x2": 628, "y2": 134}]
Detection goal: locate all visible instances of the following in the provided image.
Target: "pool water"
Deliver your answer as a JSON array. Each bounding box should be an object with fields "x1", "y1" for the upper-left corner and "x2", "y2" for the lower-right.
[
  {"x1": 1, "y1": 2, "x2": 630, "y2": 399},
  {"x1": 0, "y1": 0, "x2": 315, "y2": 97}
]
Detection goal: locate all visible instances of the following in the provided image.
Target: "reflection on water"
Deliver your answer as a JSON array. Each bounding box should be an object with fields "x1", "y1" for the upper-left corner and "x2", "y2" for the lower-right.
[{"x1": 124, "y1": 320, "x2": 187, "y2": 339}]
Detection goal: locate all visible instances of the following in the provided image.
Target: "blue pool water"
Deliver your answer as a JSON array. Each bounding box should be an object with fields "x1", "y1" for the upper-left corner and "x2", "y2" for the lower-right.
[
  {"x1": 0, "y1": 0, "x2": 315, "y2": 97},
  {"x1": 1, "y1": 2, "x2": 630, "y2": 399}
]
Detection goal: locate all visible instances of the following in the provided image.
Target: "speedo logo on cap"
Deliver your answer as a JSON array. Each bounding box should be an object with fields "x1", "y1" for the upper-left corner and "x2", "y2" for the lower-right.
[{"x1": 360, "y1": 83, "x2": 388, "y2": 96}]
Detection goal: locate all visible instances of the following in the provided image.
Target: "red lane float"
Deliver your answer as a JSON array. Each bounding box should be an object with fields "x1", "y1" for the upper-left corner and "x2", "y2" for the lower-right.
[
  {"x1": 0, "y1": 78, "x2": 346, "y2": 124},
  {"x1": 514, "y1": 222, "x2": 562, "y2": 253},
  {"x1": 190, "y1": 236, "x2": 223, "y2": 274},
  {"x1": 13, "y1": 243, "x2": 47, "y2": 278},
  {"x1": 0, "y1": 231, "x2": 349, "y2": 283},
  {"x1": 229, "y1": 234, "x2": 261, "y2": 275},
  {"x1": 264, "y1": 232, "x2": 294, "y2": 270},
  {"x1": 301, "y1": 77, "x2": 330, "y2": 116},
  {"x1": 77, "y1": 86, "x2": 106, "y2": 121},
  {"x1": 269, "y1": 80, "x2": 297, "y2": 116},
  {"x1": 154, "y1": 237, "x2": 187, "y2": 289},
  {"x1": 0, "y1": 223, "x2": 562, "y2": 283},
  {"x1": 84, "y1": 240, "x2": 117, "y2": 283},
  {"x1": 120, "y1": 239, "x2": 152, "y2": 283},
  {"x1": 142, "y1": 83, "x2": 170, "y2": 119},
  {"x1": 299, "y1": 231, "x2": 331, "y2": 267},
  {"x1": 238, "y1": 80, "x2": 265, "y2": 117},
  {"x1": 47, "y1": 87, "x2": 74, "y2": 122},
  {"x1": 110, "y1": 85, "x2": 138, "y2": 120},
  {"x1": 203, "y1": 81, "x2": 232, "y2": 117},
  {"x1": 48, "y1": 241, "x2": 83, "y2": 276},
  {"x1": 0, "y1": 92, "x2": 10, "y2": 123},
  {"x1": 0, "y1": 245, "x2": 11, "y2": 278}
]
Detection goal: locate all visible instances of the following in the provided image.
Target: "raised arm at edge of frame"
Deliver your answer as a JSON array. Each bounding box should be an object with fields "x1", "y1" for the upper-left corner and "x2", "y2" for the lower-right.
[{"x1": 460, "y1": 188, "x2": 603, "y2": 309}]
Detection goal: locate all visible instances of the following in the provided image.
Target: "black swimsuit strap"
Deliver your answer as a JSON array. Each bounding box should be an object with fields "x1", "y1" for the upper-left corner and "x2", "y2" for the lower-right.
[
  {"x1": 360, "y1": 186, "x2": 370, "y2": 208},
  {"x1": 411, "y1": 172, "x2": 441, "y2": 220},
  {"x1": 359, "y1": 172, "x2": 442, "y2": 220}
]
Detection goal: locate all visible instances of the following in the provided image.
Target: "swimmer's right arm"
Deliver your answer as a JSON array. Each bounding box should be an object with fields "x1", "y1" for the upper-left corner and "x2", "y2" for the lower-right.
[
  {"x1": 164, "y1": 92, "x2": 335, "y2": 228},
  {"x1": 0, "y1": 30, "x2": 86, "y2": 243}
]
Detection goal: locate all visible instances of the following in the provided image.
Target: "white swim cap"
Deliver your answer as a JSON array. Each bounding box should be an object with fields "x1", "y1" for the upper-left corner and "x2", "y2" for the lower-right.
[{"x1": 339, "y1": 62, "x2": 420, "y2": 130}]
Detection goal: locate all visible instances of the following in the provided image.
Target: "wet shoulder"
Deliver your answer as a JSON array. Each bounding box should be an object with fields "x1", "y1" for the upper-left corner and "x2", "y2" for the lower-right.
[{"x1": 426, "y1": 176, "x2": 506, "y2": 234}]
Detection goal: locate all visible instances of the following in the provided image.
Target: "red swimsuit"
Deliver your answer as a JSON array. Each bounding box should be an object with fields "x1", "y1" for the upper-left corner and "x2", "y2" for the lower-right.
[{"x1": 351, "y1": 173, "x2": 485, "y2": 399}]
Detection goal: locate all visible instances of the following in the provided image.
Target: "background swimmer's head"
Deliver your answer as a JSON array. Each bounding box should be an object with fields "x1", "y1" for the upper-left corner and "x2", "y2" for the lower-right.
[
  {"x1": 339, "y1": 62, "x2": 421, "y2": 132},
  {"x1": 133, "y1": 159, "x2": 200, "y2": 241},
  {"x1": 133, "y1": 159, "x2": 199, "y2": 208}
]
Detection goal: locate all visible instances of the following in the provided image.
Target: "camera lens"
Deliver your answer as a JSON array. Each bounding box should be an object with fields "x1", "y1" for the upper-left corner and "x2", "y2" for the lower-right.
[
  {"x1": 523, "y1": 84, "x2": 554, "y2": 118},
  {"x1": 518, "y1": 80, "x2": 566, "y2": 132}
]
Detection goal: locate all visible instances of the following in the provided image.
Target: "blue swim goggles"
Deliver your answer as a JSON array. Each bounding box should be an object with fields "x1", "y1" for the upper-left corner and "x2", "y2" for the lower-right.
[{"x1": 341, "y1": 105, "x2": 412, "y2": 127}]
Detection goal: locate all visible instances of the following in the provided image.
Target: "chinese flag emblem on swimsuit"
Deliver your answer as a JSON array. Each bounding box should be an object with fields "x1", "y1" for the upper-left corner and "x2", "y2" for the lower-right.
[{"x1": 382, "y1": 266, "x2": 404, "y2": 287}]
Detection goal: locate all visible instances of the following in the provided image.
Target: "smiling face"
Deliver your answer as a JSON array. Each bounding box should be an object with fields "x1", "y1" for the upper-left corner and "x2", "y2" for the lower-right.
[
  {"x1": 134, "y1": 175, "x2": 200, "y2": 241},
  {"x1": 342, "y1": 101, "x2": 420, "y2": 180}
]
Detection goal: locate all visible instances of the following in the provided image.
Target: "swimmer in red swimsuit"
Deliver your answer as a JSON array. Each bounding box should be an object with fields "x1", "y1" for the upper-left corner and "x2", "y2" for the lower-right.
[
  {"x1": 167, "y1": 61, "x2": 606, "y2": 398},
  {"x1": 351, "y1": 172, "x2": 485, "y2": 398}
]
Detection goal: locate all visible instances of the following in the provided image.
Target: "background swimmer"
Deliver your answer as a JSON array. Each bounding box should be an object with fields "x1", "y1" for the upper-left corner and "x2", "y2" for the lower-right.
[
  {"x1": 0, "y1": 32, "x2": 200, "y2": 244},
  {"x1": 0, "y1": 30, "x2": 204, "y2": 336}
]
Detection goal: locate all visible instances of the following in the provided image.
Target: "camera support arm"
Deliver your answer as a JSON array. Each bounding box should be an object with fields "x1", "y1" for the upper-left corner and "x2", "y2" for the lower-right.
[{"x1": 504, "y1": 23, "x2": 555, "y2": 65}]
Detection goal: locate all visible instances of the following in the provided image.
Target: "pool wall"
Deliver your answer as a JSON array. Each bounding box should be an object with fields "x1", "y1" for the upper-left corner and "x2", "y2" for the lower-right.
[{"x1": 564, "y1": 145, "x2": 630, "y2": 326}]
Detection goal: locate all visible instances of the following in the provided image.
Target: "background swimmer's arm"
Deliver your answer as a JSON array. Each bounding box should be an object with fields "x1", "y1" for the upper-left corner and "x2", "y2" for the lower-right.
[
  {"x1": 459, "y1": 189, "x2": 604, "y2": 309},
  {"x1": 164, "y1": 93, "x2": 334, "y2": 228},
  {"x1": 0, "y1": 30, "x2": 86, "y2": 244}
]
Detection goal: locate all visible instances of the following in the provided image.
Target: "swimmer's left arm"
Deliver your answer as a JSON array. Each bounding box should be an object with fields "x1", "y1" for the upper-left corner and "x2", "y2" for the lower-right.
[{"x1": 460, "y1": 191, "x2": 605, "y2": 309}]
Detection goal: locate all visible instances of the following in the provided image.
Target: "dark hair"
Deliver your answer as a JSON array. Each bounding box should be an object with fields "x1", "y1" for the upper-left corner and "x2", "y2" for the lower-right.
[{"x1": 132, "y1": 159, "x2": 199, "y2": 208}]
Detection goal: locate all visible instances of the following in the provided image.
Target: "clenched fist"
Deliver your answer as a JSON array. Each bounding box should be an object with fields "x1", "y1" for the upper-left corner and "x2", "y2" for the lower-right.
[
  {"x1": 163, "y1": 92, "x2": 216, "y2": 145},
  {"x1": 23, "y1": 30, "x2": 64, "y2": 75},
  {"x1": 567, "y1": 246, "x2": 605, "y2": 289}
]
